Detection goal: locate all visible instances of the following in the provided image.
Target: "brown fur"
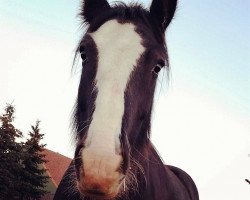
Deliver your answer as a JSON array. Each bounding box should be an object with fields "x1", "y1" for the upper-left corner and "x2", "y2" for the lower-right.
[{"x1": 54, "y1": 1, "x2": 199, "y2": 199}]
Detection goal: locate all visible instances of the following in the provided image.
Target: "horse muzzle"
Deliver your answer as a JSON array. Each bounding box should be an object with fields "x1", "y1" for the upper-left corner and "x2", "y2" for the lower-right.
[{"x1": 77, "y1": 146, "x2": 124, "y2": 198}]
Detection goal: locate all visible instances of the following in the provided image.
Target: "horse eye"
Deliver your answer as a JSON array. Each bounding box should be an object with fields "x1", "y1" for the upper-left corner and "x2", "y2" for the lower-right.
[
  {"x1": 153, "y1": 65, "x2": 162, "y2": 74},
  {"x1": 152, "y1": 60, "x2": 165, "y2": 75},
  {"x1": 79, "y1": 46, "x2": 87, "y2": 61}
]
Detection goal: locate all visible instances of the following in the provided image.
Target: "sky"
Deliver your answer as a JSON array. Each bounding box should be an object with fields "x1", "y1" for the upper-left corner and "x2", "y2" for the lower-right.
[{"x1": 0, "y1": 0, "x2": 249, "y2": 199}]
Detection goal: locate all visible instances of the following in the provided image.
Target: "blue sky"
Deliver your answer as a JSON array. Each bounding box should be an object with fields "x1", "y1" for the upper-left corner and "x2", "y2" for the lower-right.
[
  {"x1": 1, "y1": 0, "x2": 248, "y2": 115},
  {"x1": 0, "y1": 1, "x2": 249, "y2": 199},
  {"x1": 168, "y1": 0, "x2": 250, "y2": 116}
]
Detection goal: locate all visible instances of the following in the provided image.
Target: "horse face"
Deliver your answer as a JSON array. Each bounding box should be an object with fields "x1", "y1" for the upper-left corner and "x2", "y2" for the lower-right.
[{"x1": 74, "y1": 0, "x2": 177, "y2": 198}]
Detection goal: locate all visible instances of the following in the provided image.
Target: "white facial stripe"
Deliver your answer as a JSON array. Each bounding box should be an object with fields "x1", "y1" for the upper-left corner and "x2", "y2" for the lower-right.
[{"x1": 85, "y1": 20, "x2": 145, "y2": 154}]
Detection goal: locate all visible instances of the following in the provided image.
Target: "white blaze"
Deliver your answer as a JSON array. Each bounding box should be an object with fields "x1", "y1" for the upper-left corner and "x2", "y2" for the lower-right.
[{"x1": 85, "y1": 20, "x2": 145, "y2": 154}]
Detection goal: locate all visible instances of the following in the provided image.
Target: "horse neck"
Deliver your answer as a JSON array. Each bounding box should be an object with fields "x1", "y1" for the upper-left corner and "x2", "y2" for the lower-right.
[{"x1": 128, "y1": 141, "x2": 170, "y2": 199}]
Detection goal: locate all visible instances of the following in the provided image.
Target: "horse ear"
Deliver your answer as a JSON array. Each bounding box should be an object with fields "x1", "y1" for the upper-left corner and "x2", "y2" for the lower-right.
[
  {"x1": 150, "y1": 0, "x2": 177, "y2": 31},
  {"x1": 81, "y1": 0, "x2": 111, "y2": 23}
]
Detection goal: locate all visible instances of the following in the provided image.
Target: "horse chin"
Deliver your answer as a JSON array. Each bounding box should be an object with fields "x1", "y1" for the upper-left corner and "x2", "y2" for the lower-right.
[
  {"x1": 81, "y1": 192, "x2": 117, "y2": 200},
  {"x1": 77, "y1": 181, "x2": 121, "y2": 200}
]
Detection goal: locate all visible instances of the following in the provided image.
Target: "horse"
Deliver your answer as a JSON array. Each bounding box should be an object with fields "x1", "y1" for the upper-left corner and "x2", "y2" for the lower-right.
[{"x1": 54, "y1": 0, "x2": 199, "y2": 199}]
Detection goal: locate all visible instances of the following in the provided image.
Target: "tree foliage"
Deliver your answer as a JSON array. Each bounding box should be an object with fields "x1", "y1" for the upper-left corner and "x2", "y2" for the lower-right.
[{"x1": 0, "y1": 104, "x2": 49, "y2": 200}]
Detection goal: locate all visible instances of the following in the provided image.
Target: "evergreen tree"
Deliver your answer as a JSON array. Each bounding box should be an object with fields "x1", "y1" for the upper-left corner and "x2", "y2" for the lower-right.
[
  {"x1": 0, "y1": 105, "x2": 49, "y2": 200},
  {"x1": 0, "y1": 104, "x2": 23, "y2": 199},
  {"x1": 21, "y1": 121, "x2": 49, "y2": 200}
]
